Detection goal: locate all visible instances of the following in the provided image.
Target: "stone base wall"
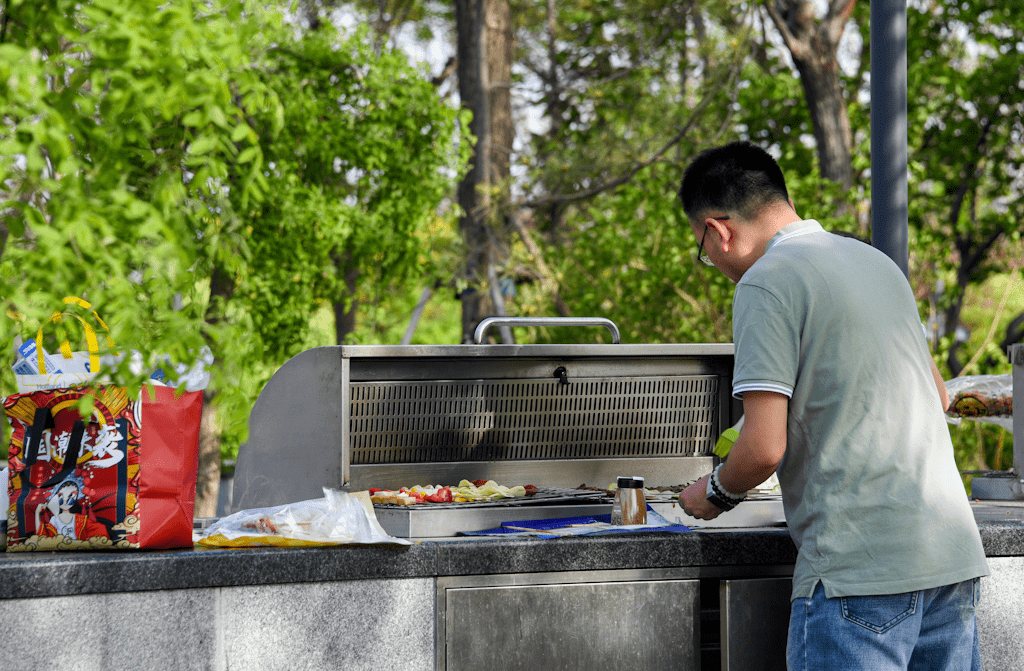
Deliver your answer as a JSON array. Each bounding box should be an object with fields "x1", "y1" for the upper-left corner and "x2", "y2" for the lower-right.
[{"x1": 1, "y1": 578, "x2": 434, "y2": 671}]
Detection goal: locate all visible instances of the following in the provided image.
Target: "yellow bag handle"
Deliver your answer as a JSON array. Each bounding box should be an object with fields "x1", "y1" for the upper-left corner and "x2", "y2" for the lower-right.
[{"x1": 35, "y1": 296, "x2": 116, "y2": 375}]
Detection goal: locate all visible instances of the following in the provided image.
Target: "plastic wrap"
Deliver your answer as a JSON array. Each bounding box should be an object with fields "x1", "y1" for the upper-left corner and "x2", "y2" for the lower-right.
[
  {"x1": 196, "y1": 489, "x2": 411, "y2": 547},
  {"x1": 944, "y1": 374, "x2": 1013, "y2": 431}
]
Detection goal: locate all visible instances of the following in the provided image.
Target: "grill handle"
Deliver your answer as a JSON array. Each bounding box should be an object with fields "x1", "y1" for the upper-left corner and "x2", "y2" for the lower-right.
[{"x1": 473, "y1": 317, "x2": 622, "y2": 344}]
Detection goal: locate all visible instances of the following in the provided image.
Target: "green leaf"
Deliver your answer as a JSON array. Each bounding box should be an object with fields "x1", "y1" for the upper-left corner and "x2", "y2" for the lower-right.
[
  {"x1": 236, "y1": 146, "x2": 259, "y2": 164},
  {"x1": 231, "y1": 123, "x2": 252, "y2": 142},
  {"x1": 188, "y1": 134, "x2": 219, "y2": 156}
]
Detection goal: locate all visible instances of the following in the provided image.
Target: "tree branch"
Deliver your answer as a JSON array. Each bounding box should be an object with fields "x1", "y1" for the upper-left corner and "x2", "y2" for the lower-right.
[
  {"x1": 822, "y1": 0, "x2": 856, "y2": 46},
  {"x1": 762, "y1": 1, "x2": 809, "y2": 62},
  {"x1": 1, "y1": 0, "x2": 10, "y2": 44},
  {"x1": 950, "y1": 106, "x2": 1001, "y2": 275},
  {"x1": 520, "y1": 64, "x2": 739, "y2": 210},
  {"x1": 959, "y1": 228, "x2": 1004, "y2": 284},
  {"x1": 431, "y1": 56, "x2": 458, "y2": 87}
]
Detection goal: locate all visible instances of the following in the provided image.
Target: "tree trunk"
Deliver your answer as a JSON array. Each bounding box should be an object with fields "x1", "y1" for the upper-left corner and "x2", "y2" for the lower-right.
[
  {"x1": 541, "y1": 0, "x2": 567, "y2": 241},
  {"x1": 945, "y1": 227, "x2": 1004, "y2": 376},
  {"x1": 333, "y1": 253, "x2": 360, "y2": 345},
  {"x1": 455, "y1": 0, "x2": 513, "y2": 343},
  {"x1": 764, "y1": 0, "x2": 856, "y2": 190},
  {"x1": 792, "y1": 50, "x2": 853, "y2": 189},
  {"x1": 942, "y1": 115, "x2": 1000, "y2": 376},
  {"x1": 194, "y1": 389, "x2": 221, "y2": 518},
  {"x1": 456, "y1": 0, "x2": 489, "y2": 342},
  {"x1": 195, "y1": 264, "x2": 234, "y2": 517},
  {"x1": 487, "y1": 0, "x2": 513, "y2": 184}
]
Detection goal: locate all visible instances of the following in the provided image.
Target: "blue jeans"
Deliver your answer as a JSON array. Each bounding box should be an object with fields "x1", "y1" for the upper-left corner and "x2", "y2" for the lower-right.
[{"x1": 787, "y1": 578, "x2": 982, "y2": 671}]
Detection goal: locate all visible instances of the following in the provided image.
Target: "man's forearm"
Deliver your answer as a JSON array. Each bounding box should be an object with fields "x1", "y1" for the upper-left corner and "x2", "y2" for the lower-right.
[
  {"x1": 717, "y1": 433, "x2": 782, "y2": 495},
  {"x1": 716, "y1": 390, "x2": 789, "y2": 497}
]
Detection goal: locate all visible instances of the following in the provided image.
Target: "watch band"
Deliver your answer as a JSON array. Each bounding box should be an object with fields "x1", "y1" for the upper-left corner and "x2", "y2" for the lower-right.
[
  {"x1": 705, "y1": 464, "x2": 746, "y2": 511},
  {"x1": 705, "y1": 476, "x2": 738, "y2": 511}
]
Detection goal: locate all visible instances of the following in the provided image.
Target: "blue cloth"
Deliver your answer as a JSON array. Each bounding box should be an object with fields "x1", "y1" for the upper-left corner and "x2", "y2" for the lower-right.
[
  {"x1": 458, "y1": 508, "x2": 691, "y2": 538},
  {"x1": 787, "y1": 578, "x2": 982, "y2": 670}
]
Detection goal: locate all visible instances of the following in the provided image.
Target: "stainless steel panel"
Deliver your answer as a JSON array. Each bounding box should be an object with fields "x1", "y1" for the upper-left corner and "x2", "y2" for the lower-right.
[
  {"x1": 375, "y1": 502, "x2": 614, "y2": 538},
  {"x1": 231, "y1": 347, "x2": 345, "y2": 512},
  {"x1": 340, "y1": 342, "x2": 734, "y2": 361},
  {"x1": 348, "y1": 355, "x2": 730, "y2": 385},
  {"x1": 349, "y1": 456, "x2": 714, "y2": 491},
  {"x1": 444, "y1": 578, "x2": 700, "y2": 671},
  {"x1": 651, "y1": 495, "x2": 786, "y2": 529},
  {"x1": 970, "y1": 474, "x2": 1020, "y2": 500},
  {"x1": 350, "y1": 375, "x2": 719, "y2": 463},
  {"x1": 721, "y1": 577, "x2": 792, "y2": 671}
]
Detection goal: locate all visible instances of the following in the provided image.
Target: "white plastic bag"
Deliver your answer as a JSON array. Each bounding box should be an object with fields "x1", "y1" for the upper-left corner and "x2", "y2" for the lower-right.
[
  {"x1": 944, "y1": 374, "x2": 1013, "y2": 431},
  {"x1": 196, "y1": 489, "x2": 411, "y2": 547}
]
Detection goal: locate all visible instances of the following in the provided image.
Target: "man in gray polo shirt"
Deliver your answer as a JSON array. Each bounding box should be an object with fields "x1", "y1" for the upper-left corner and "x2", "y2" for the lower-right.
[{"x1": 676, "y1": 141, "x2": 988, "y2": 670}]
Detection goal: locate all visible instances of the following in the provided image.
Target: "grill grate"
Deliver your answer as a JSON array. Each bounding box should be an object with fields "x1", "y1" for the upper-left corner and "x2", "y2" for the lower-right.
[
  {"x1": 350, "y1": 375, "x2": 718, "y2": 465},
  {"x1": 370, "y1": 487, "x2": 610, "y2": 510}
]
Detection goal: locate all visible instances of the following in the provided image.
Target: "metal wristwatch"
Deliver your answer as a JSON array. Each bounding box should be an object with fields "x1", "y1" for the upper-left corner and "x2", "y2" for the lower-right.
[{"x1": 705, "y1": 476, "x2": 738, "y2": 511}]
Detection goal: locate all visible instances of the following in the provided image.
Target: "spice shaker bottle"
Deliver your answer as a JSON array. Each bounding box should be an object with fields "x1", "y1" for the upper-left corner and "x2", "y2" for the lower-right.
[{"x1": 611, "y1": 476, "x2": 647, "y2": 525}]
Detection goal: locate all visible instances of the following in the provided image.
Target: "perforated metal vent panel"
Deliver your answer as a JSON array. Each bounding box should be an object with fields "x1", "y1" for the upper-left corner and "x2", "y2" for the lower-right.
[{"x1": 349, "y1": 375, "x2": 718, "y2": 465}]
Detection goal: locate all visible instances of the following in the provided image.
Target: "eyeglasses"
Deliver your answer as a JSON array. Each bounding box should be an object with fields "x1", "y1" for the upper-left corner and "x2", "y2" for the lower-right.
[
  {"x1": 697, "y1": 216, "x2": 729, "y2": 267},
  {"x1": 697, "y1": 225, "x2": 713, "y2": 266}
]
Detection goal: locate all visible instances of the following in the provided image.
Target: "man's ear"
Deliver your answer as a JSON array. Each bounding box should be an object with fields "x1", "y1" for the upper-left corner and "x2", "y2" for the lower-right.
[
  {"x1": 789, "y1": 198, "x2": 799, "y2": 216},
  {"x1": 705, "y1": 216, "x2": 733, "y2": 250}
]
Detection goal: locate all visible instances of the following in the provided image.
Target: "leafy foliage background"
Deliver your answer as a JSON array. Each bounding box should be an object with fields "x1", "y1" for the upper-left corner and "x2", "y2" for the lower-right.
[{"x1": 2, "y1": 0, "x2": 1021, "y2": 488}]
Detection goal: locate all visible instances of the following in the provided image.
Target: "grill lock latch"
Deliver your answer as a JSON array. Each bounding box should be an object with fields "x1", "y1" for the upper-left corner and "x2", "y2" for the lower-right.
[{"x1": 553, "y1": 366, "x2": 569, "y2": 386}]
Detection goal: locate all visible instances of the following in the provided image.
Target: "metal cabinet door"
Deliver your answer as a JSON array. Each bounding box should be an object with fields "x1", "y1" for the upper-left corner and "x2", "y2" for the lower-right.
[
  {"x1": 720, "y1": 577, "x2": 792, "y2": 671},
  {"x1": 445, "y1": 578, "x2": 700, "y2": 671}
]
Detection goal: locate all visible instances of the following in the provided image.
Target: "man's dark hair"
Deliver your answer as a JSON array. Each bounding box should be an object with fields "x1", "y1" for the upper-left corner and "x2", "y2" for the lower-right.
[{"x1": 678, "y1": 141, "x2": 790, "y2": 220}]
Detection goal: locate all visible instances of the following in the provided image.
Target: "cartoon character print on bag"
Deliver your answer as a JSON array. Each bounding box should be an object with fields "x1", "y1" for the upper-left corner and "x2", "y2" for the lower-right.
[
  {"x1": 33, "y1": 474, "x2": 109, "y2": 541},
  {"x1": 5, "y1": 386, "x2": 141, "y2": 550}
]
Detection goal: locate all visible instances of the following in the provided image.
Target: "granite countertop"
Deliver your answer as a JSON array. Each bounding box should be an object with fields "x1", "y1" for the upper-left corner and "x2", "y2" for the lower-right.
[{"x1": 3, "y1": 502, "x2": 1023, "y2": 601}]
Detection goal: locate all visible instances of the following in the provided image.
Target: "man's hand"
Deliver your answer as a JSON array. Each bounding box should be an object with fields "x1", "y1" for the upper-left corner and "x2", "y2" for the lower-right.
[{"x1": 678, "y1": 474, "x2": 724, "y2": 520}]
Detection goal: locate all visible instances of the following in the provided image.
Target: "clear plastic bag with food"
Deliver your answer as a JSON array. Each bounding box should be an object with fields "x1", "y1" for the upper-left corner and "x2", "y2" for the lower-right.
[
  {"x1": 944, "y1": 374, "x2": 1013, "y2": 431},
  {"x1": 196, "y1": 488, "x2": 411, "y2": 547}
]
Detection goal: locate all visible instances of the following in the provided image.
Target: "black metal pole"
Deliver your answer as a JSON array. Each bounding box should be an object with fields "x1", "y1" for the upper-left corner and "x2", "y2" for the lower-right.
[
  {"x1": 870, "y1": 0, "x2": 909, "y2": 277},
  {"x1": 1012, "y1": 345, "x2": 1024, "y2": 494}
]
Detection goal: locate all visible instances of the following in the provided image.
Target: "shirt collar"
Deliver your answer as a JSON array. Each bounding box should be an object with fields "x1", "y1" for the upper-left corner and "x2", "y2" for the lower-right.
[{"x1": 765, "y1": 219, "x2": 825, "y2": 253}]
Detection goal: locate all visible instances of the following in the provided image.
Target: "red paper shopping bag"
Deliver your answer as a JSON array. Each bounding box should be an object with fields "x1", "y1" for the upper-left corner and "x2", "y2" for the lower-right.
[{"x1": 5, "y1": 381, "x2": 202, "y2": 551}]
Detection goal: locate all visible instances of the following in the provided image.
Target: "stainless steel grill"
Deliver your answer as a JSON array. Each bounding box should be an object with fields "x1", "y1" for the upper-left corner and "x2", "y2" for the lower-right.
[{"x1": 231, "y1": 321, "x2": 738, "y2": 535}]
